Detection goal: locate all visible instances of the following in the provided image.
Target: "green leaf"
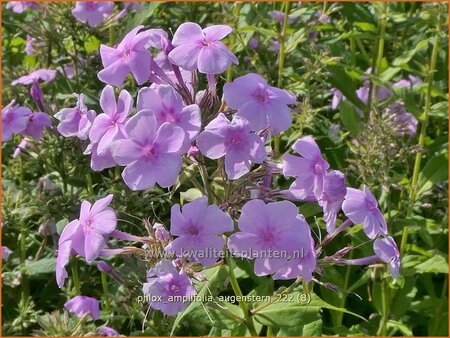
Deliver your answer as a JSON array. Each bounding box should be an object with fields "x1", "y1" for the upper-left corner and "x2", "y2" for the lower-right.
[
  {"x1": 285, "y1": 28, "x2": 306, "y2": 53},
  {"x1": 354, "y1": 22, "x2": 377, "y2": 33},
  {"x1": 387, "y1": 320, "x2": 413, "y2": 336},
  {"x1": 254, "y1": 292, "x2": 365, "y2": 327},
  {"x1": 416, "y1": 154, "x2": 448, "y2": 197},
  {"x1": 414, "y1": 254, "x2": 448, "y2": 274},
  {"x1": 302, "y1": 319, "x2": 323, "y2": 335},
  {"x1": 429, "y1": 101, "x2": 449, "y2": 118},
  {"x1": 392, "y1": 39, "x2": 429, "y2": 66},
  {"x1": 84, "y1": 36, "x2": 100, "y2": 54},
  {"x1": 171, "y1": 265, "x2": 229, "y2": 335},
  {"x1": 24, "y1": 258, "x2": 56, "y2": 277},
  {"x1": 180, "y1": 188, "x2": 203, "y2": 204},
  {"x1": 124, "y1": 2, "x2": 160, "y2": 34},
  {"x1": 339, "y1": 101, "x2": 362, "y2": 136}
]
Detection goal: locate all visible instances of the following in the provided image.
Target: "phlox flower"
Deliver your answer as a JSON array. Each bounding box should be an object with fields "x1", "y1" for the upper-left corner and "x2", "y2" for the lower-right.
[
  {"x1": 228, "y1": 199, "x2": 311, "y2": 276},
  {"x1": 55, "y1": 195, "x2": 117, "y2": 288},
  {"x1": 11, "y1": 69, "x2": 56, "y2": 86},
  {"x1": 393, "y1": 75, "x2": 422, "y2": 89},
  {"x1": 84, "y1": 142, "x2": 117, "y2": 172},
  {"x1": 330, "y1": 88, "x2": 343, "y2": 110},
  {"x1": 168, "y1": 22, "x2": 238, "y2": 74},
  {"x1": 98, "y1": 25, "x2": 164, "y2": 86},
  {"x1": 55, "y1": 94, "x2": 96, "y2": 140},
  {"x1": 223, "y1": 73, "x2": 295, "y2": 134},
  {"x1": 283, "y1": 136, "x2": 330, "y2": 200},
  {"x1": 342, "y1": 186, "x2": 387, "y2": 239},
  {"x1": 2, "y1": 100, "x2": 31, "y2": 142},
  {"x1": 142, "y1": 260, "x2": 196, "y2": 315},
  {"x1": 110, "y1": 110, "x2": 185, "y2": 191},
  {"x1": 13, "y1": 138, "x2": 32, "y2": 158},
  {"x1": 64, "y1": 296, "x2": 100, "y2": 320},
  {"x1": 25, "y1": 35, "x2": 35, "y2": 55},
  {"x1": 22, "y1": 112, "x2": 52, "y2": 140},
  {"x1": 72, "y1": 2, "x2": 114, "y2": 28},
  {"x1": 2, "y1": 246, "x2": 12, "y2": 260},
  {"x1": 89, "y1": 85, "x2": 132, "y2": 157},
  {"x1": 356, "y1": 79, "x2": 391, "y2": 106},
  {"x1": 374, "y1": 236, "x2": 400, "y2": 277},
  {"x1": 197, "y1": 113, "x2": 266, "y2": 180},
  {"x1": 272, "y1": 219, "x2": 316, "y2": 281},
  {"x1": 6, "y1": 2, "x2": 38, "y2": 13},
  {"x1": 97, "y1": 327, "x2": 120, "y2": 336},
  {"x1": 319, "y1": 170, "x2": 346, "y2": 233},
  {"x1": 165, "y1": 196, "x2": 233, "y2": 267},
  {"x1": 137, "y1": 84, "x2": 201, "y2": 150}
]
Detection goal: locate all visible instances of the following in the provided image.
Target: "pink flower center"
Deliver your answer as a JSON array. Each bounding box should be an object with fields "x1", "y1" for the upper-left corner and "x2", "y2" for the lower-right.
[
  {"x1": 161, "y1": 107, "x2": 177, "y2": 123},
  {"x1": 186, "y1": 223, "x2": 199, "y2": 236},
  {"x1": 252, "y1": 84, "x2": 271, "y2": 105},
  {"x1": 261, "y1": 229, "x2": 275, "y2": 243},
  {"x1": 122, "y1": 50, "x2": 132, "y2": 59},
  {"x1": 168, "y1": 282, "x2": 180, "y2": 293},
  {"x1": 201, "y1": 39, "x2": 212, "y2": 47},
  {"x1": 143, "y1": 145, "x2": 156, "y2": 159},
  {"x1": 86, "y1": 2, "x2": 97, "y2": 10},
  {"x1": 366, "y1": 200, "x2": 377, "y2": 211}
]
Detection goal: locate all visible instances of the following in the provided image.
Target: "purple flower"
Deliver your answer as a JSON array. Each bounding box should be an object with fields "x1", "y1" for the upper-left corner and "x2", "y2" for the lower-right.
[
  {"x1": 142, "y1": 260, "x2": 196, "y2": 315},
  {"x1": 330, "y1": 88, "x2": 343, "y2": 110},
  {"x1": 21, "y1": 112, "x2": 52, "y2": 140},
  {"x1": 319, "y1": 170, "x2": 346, "y2": 233},
  {"x1": 228, "y1": 199, "x2": 311, "y2": 277},
  {"x1": 2, "y1": 100, "x2": 31, "y2": 141},
  {"x1": 374, "y1": 236, "x2": 400, "y2": 277},
  {"x1": 55, "y1": 94, "x2": 97, "y2": 140},
  {"x1": 11, "y1": 69, "x2": 56, "y2": 86},
  {"x1": 342, "y1": 186, "x2": 387, "y2": 239},
  {"x1": 64, "y1": 296, "x2": 100, "y2": 320},
  {"x1": 25, "y1": 35, "x2": 35, "y2": 55},
  {"x1": 137, "y1": 84, "x2": 201, "y2": 150},
  {"x1": 2, "y1": 246, "x2": 12, "y2": 260},
  {"x1": 89, "y1": 85, "x2": 132, "y2": 157},
  {"x1": 110, "y1": 110, "x2": 185, "y2": 191},
  {"x1": 165, "y1": 196, "x2": 233, "y2": 267},
  {"x1": 97, "y1": 261, "x2": 113, "y2": 273},
  {"x1": 393, "y1": 75, "x2": 422, "y2": 89},
  {"x1": 55, "y1": 194, "x2": 117, "y2": 288},
  {"x1": 223, "y1": 73, "x2": 294, "y2": 134},
  {"x1": 283, "y1": 136, "x2": 330, "y2": 200},
  {"x1": 356, "y1": 80, "x2": 391, "y2": 105},
  {"x1": 84, "y1": 142, "x2": 117, "y2": 172},
  {"x1": 6, "y1": 1, "x2": 38, "y2": 13},
  {"x1": 97, "y1": 327, "x2": 120, "y2": 336},
  {"x1": 269, "y1": 39, "x2": 280, "y2": 52},
  {"x1": 316, "y1": 11, "x2": 331, "y2": 24},
  {"x1": 13, "y1": 137, "x2": 33, "y2": 158},
  {"x1": 154, "y1": 223, "x2": 171, "y2": 242},
  {"x1": 197, "y1": 114, "x2": 266, "y2": 180},
  {"x1": 248, "y1": 37, "x2": 259, "y2": 50},
  {"x1": 98, "y1": 25, "x2": 162, "y2": 86},
  {"x1": 71, "y1": 2, "x2": 114, "y2": 28},
  {"x1": 268, "y1": 10, "x2": 299, "y2": 24},
  {"x1": 384, "y1": 103, "x2": 418, "y2": 137},
  {"x1": 272, "y1": 222, "x2": 316, "y2": 281},
  {"x1": 168, "y1": 22, "x2": 238, "y2": 74}
]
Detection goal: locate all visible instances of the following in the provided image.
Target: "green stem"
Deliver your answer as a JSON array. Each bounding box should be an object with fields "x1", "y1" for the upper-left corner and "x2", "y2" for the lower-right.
[
  {"x1": 226, "y1": 255, "x2": 258, "y2": 336},
  {"x1": 377, "y1": 274, "x2": 389, "y2": 336},
  {"x1": 85, "y1": 173, "x2": 94, "y2": 195},
  {"x1": 374, "y1": 2, "x2": 388, "y2": 107},
  {"x1": 19, "y1": 156, "x2": 24, "y2": 191},
  {"x1": 336, "y1": 252, "x2": 353, "y2": 327},
  {"x1": 226, "y1": 2, "x2": 241, "y2": 83},
  {"x1": 71, "y1": 258, "x2": 81, "y2": 295},
  {"x1": 273, "y1": 1, "x2": 290, "y2": 157},
  {"x1": 400, "y1": 13, "x2": 441, "y2": 256},
  {"x1": 198, "y1": 156, "x2": 214, "y2": 204},
  {"x1": 101, "y1": 272, "x2": 111, "y2": 314},
  {"x1": 109, "y1": 25, "x2": 115, "y2": 46}
]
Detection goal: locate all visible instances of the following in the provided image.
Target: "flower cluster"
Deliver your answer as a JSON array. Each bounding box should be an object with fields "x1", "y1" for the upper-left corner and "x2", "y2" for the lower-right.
[{"x1": 48, "y1": 21, "x2": 401, "y2": 319}]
